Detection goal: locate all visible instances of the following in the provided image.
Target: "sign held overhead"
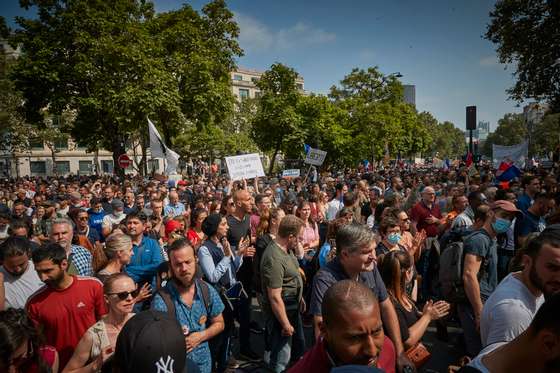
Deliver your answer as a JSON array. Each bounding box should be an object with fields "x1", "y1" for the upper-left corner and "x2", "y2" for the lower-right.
[
  {"x1": 225, "y1": 153, "x2": 265, "y2": 181},
  {"x1": 304, "y1": 147, "x2": 327, "y2": 166}
]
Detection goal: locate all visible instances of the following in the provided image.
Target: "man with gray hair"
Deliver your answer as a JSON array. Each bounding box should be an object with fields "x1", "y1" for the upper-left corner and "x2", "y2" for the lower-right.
[
  {"x1": 309, "y1": 223, "x2": 415, "y2": 373},
  {"x1": 50, "y1": 218, "x2": 93, "y2": 276}
]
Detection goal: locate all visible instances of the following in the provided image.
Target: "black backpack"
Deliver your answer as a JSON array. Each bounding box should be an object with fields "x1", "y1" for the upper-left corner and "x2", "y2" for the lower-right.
[{"x1": 155, "y1": 278, "x2": 212, "y2": 321}]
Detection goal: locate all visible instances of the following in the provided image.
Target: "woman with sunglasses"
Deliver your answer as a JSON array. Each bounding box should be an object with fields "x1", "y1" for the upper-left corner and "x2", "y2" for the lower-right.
[
  {"x1": 63, "y1": 273, "x2": 137, "y2": 373},
  {"x1": 0, "y1": 308, "x2": 58, "y2": 373}
]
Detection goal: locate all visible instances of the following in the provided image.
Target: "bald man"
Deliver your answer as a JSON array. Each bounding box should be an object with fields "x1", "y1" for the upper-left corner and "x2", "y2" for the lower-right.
[
  {"x1": 164, "y1": 191, "x2": 186, "y2": 217},
  {"x1": 410, "y1": 186, "x2": 443, "y2": 238},
  {"x1": 289, "y1": 280, "x2": 394, "y2": 372}
]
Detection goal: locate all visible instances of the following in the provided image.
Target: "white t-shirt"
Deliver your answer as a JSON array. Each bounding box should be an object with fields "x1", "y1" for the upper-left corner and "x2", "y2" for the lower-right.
[
  {"x1": 468, "y1": 342, "x2": 507, "y2": 372},
  {"x1": 102, "y1": 213, "x2": 126, "y2": 230},
  {"x1": 480, "y1": 272, "x2": 544, "y2": 347},
  {"x1": 0, "y1": 261, "x2": 43, "y2": 309},
  {"x1": 326, "y1": 199, "x2": 344, "y2": 221}
]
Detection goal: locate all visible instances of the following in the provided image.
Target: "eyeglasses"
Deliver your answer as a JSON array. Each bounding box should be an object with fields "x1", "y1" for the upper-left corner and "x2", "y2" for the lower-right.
[{"x1": 107, "y1": 289, "x2": 140, "y2": 300}]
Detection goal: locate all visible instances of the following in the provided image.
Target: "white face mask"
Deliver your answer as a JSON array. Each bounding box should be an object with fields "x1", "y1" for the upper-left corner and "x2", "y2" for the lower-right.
[{"x1": 114, "y1": 210, "x2": 124, "y2": 218}]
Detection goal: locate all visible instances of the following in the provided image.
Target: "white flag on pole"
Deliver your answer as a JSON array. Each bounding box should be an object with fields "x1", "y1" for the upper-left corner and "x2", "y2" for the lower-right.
[{"x1": 147, "y1": 117, "x2": 180, "y2": 174}]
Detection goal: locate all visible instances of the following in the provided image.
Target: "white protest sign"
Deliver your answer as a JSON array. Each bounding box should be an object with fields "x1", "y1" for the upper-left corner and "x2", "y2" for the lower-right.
[
  {"x1": 282, "y1": 169, "x2": 300, "y2": 178},
  {"x1": 225, "y1": 153, "x2": 265, "y2": 181},
  {"x1": 492, "y1": 141, "x2": 528, "y2": 168},
  {"x1": 304, "y1": 147, "x2": 327, "y2": 166}
]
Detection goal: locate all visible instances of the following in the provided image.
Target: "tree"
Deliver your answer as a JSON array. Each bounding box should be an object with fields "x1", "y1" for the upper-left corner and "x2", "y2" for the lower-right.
[
  {"x1": 485, "y1": 0, "x2": 560, "y2": 111},
  {"x1": 329, "y1": 67, "x2": 431, "y2": 163},
  {"x1": 251, "y1": 63, "x2": 304, "y2": 174},
  {"x1": 532, "y1": 113, "x2": 560, "y2": 156},
  {"x1": 419, "y1": 111, "x2": 465, "y2": 158},
  {"x1": 481, "y1": 113, "x2": 527, "y2": 156},
  {"x1": 10, "y1": 0, "x2": 241, "y2": 177}
]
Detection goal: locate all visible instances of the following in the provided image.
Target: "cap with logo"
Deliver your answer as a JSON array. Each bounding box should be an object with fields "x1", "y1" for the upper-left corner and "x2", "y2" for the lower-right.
[{"x1": 114, "y1": 310, "x2": 186, "y2": 373}]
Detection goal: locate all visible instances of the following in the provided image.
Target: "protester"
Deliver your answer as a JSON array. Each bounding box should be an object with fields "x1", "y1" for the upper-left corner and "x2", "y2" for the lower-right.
[
  {"x1": 152, "y1": 238, "x2": 225, "y2": 373},
  {"x1": 459, "y1": 200, "x2": 519, "y2": 357},
  {"x1": 72, "y1": 208, "x2": 101, "y2": 253},
  {"x1": 26, "y1": 243, "x2": 106, "y2": 368},
  {"x1": 187, "y1": 207, "x2": 208, "y2": 249},
  {"x1": 516, "y1": 175, "x2": 541, "y2": 213},
  {"x1": 260, "y1": 215, "x2": 306, "y2": 372},
  {"x1": 101, "y1": 199, "x2": 126, "y2": 237},
  {"x1": 50, "y1": 218, "x2": 93, "y2": 277},
  {"x1": 289, "y1": 280, "x2": 394, "y2": 372},
  {"x1": 95, "y1": 233, "x2": 134, "y2": 282},
  {"x1": 326, "y1": 183, "x2": 347, "y2": 221},
  {"x1": 0, "y1": 308, "x2": 59, "y2": 373},
  {"x1": 514, "y1": 192, "x2": 551, "y2": 247},
  {"x1": 63, "y1": 273, "x2": 136, "y2": 373},
  {"x1": 125, "y1": 212, "x2": 163, "y2": 288},
  {"x1": 0, "y1": 237, "x2": 43, "y2": 310},
  {"x1": 480, "y1": 225, "x2": 560, "y2": 349}
]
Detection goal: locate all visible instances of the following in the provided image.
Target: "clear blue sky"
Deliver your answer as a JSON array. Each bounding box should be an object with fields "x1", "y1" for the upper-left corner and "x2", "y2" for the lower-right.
[{"x1": 2, "y1": 0, "x2": 523, "y2": 131}]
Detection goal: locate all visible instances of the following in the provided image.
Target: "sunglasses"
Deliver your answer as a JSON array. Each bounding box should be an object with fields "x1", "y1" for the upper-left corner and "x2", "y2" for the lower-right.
[{"x1": 107, "y1": 289, "x2": 140, "y2": 300}]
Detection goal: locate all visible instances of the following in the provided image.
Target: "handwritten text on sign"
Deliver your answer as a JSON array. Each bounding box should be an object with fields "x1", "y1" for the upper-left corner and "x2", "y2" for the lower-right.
[
  {"x1": 282, "y1": 169, "x2": 300, "y2": 177},
  {"x1": 304, "y1": 147, "x2": 327, "y2": 166},
  {"x1": 225, "y1": 153, "x2": 265, "y2": 181}
]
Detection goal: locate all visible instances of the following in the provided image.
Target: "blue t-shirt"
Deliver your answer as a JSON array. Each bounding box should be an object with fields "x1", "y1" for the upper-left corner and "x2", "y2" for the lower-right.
[
  {"x1": 514, "y1": 211, "x2": 546, "y2": 248},
  {"x1": 152, "y1": 280, "x2": 225, "y2": 373},
  {"x1": 463, "y1": 229, "x2": 498, "y2": 301},
  {"x1": 516, "y1": 193, "x2": 533, "y2": 213}
]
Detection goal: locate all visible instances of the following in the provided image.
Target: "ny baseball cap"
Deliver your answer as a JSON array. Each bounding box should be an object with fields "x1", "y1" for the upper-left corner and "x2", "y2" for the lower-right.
[{"x1": 114, "y1": 310, "x2": 186, "y2": 373}]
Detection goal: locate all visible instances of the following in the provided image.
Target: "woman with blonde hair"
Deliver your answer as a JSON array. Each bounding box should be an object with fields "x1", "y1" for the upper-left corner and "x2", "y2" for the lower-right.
[{"x1": 94, "y1": 233, "x2": 133, "y2": 283}]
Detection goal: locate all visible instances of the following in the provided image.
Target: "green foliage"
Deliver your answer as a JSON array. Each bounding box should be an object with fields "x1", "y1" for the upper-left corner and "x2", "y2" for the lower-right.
[
  {"x1": 251, "y1": 63, "x2": 304, "y2": 173},
  {"x1": 532, "y1": 113, "x2": 560, "y2": 156},
  {"x1": 10, "y1": 0, "x2": 242, "y2": 175},
  {"x1": 481, "y1": 113, "x2": 527, "y2": 156},
  {"x1": 419, "y1": 111, "x2": 465, "y2": 158},
  {"x1": 485, "y1": 0, "x2": 560, "y2": 110}
]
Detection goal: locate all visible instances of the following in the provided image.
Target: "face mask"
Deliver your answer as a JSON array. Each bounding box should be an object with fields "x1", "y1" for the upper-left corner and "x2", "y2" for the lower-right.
[
  {"x1": 492, "y1": 218, "x2": 511, "y2": 234},
  {"x1": 114, "y1": 211, "x2": 124, "y2": 218},
  {"x1": 387, "y1": 233, "x2": 401, "y2": 245}
]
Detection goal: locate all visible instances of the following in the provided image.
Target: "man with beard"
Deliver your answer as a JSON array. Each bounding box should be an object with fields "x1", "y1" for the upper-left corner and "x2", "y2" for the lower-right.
[
  {"x1": 260, "y1": 215, "x2": 306, "y2": 372},
  {"x1": 26, "y1": 243, "x2": 106, "y2": 368},
  {"x1": 152, "y1": 239, "x2": 225, "y2": 373},
  {"x1": 125, "y1": 212, "x2": 163, "y2": 288},
  {"x1": 466, "y1": 293, "x2": 560, "y2": 373},
  {"x1": 289, "y1": 280, "x2": 389, "y2": 373},
  {"x1": 0, "y1": 237, "x2": 43, "y2": 309},
  {"x1": 480, "y1": 226, "x2": 560, "y2": 349}
]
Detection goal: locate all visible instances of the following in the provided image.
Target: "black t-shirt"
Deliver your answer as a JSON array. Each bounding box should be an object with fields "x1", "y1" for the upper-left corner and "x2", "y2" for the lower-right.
[
  {"x1": 226, "y1": 214, "x2": 253, "y2": 285},
  {"x1": 392, "y1": 298, "x2": 420, "y2": 344}
]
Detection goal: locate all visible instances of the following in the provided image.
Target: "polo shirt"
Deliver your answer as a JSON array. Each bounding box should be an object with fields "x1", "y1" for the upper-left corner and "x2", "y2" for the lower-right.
[
  {"x1": 309, "y1": 257, "x2": 388, "y2": 317},
  {"x1": 410, "y1": 201, "x2": 442, "y2": 237},
  {"x1": 26, "y1": 276, "x2": 106, "y2": 368},
  {"x1": 152, "y1": 280, "x2": 224, "y2": 373}
]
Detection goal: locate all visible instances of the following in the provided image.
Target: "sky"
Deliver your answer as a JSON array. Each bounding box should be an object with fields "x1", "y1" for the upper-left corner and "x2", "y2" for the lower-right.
[{"x1": 2, "y1": 0, "x2": 524, "y2": 131}]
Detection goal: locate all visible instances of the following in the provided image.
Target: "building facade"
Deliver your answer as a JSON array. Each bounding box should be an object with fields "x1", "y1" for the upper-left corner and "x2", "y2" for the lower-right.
[
  {"x1": 231, "y1": 67, "x2": 305, "y2": 100},
  {"x1": 403, "y1": 85, "x2": 416, "y2": 107}
]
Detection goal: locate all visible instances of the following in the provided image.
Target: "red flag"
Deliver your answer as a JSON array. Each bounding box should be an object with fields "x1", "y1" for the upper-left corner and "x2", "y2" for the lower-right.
[{"x1": 466, "y1": 152, "x2": 473, "y2": 167}]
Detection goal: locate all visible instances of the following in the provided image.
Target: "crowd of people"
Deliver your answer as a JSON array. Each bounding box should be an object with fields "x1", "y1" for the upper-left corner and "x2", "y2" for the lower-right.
[{"x1": 0, "y1": 163, "x2": 559, "y2": 373}]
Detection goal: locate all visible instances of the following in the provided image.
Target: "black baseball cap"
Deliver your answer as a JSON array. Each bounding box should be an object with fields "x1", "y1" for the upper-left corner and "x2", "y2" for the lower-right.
[{"x1": 114, "y1": 310, "x2": 186, "y2": 373}]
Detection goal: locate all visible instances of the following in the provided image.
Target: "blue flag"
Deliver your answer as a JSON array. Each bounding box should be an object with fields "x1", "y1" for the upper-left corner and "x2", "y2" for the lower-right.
[{"x1": 304, "y1": 144, "x2": 311, "y2": 155}]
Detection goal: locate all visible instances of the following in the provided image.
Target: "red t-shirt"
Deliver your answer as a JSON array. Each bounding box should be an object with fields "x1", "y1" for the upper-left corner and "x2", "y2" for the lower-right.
[
  {"x1": 410, "y1": 201, "x2": 442, "y2": 237},
  {"x1": 288, "y1": 336, "x2": 396, "y2": 373},
  {"x1": 26, "y1": 276, "x2": 107, "y2": 368}
]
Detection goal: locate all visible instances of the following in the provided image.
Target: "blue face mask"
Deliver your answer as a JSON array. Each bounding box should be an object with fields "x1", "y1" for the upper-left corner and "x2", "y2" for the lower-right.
[
  {"x1": 492, "y1": 218, "x2": 511, "y2": 234},
  {"x1": 387, "y1": 233, "x2": 401, "y2": 246}
]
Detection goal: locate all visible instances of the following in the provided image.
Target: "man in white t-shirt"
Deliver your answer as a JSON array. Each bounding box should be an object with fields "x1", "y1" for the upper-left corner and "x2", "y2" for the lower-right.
[
  {"x1": 0, "y1": 236, "x2": 43, "y2": 309},
  {"x1": 466, "y1": 293, "x2": 560, "y2": 373},
  {"x1": 480, "y1": 227, "x2": 560, "y2": 348},
  {"x1": 101, "y1": 199, "x2": 126, "y2": 237}
]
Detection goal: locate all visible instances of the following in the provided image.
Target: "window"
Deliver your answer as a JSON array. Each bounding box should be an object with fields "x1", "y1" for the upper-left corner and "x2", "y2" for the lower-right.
[
  {"x1": 76, "y1": 141, "x2": 87, "y2": 149},
  {"x1": 101, "y1": 160, "x2": 114, "y2": 174},
  {"x1": 233, "y1": 74, "x2": 243, "y2": 81},
  {"x1": 239, "y1": 89, "x2": 249, "y2": 100},
  {"x1": 255, "y1": 91, "x2": 262, "y2": 98},
  {"x1": 78, "y1": 160, "x2": 92, "y2": 174},
  {"x1": 55, "y1": 161, "x2": 70, "y2": 175},
  {"x1": 29, "y1": 139, "x2": 44, "y2": 150},
  {"x1": 251, "y1": 77, "x2": 259, "y2": 83},
  {"x1": 30, "y1": 161, "x2": 46, "y2": 175},
  {"x1": 296, "y1": 83, "x2": 304, "y2": 90},
  {"x1": 54, "y1": 139, "x2": 67, "y2": 150}
]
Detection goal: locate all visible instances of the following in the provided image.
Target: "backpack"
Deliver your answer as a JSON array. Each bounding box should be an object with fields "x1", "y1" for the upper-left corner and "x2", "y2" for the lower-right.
[
  {"x1": 155, "y1": 278, "x2": 212, "y2": 321},
  {"x1": 439, "y1": 230, "x2": 487, "y2": 304}
]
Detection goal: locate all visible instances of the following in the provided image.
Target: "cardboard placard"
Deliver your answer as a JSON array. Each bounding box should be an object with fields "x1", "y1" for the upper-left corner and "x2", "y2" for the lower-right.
[{"x1": 225, "y1": 153, "x2": 265, "y2": 181}]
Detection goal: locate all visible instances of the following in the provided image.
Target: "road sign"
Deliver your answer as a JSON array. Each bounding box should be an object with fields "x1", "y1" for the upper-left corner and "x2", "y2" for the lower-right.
[{"x1": 118, "y1": 154, "x2": 133, "y2": 169}]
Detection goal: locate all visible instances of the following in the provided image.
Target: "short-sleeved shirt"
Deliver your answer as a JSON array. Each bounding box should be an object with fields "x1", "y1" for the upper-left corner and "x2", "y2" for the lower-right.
[
  {"x1": 309, "y1": 257, "x2": 388, "y2": 316},
  {"x1": 463, "y1": 229, "x2": 498, "y2": 301},
  {"x1": 480, "y1": 272, "x2": 544, "y2": 347},
  {"x1": 410, "y1": 201, "x2": 442, "y2": 237},
  {"x1": 164, "y1": 202, "x2": 186, "y2": 217},
  {"x1": 69, "y1": 245, "x2": 93, "y2": 277},
  {"x1": 152, "y1": 280, "x2": 224, "y2": 373},
  {"x1": 516, "y1": 193, "x2": 533, "y2": 213},
  {"x1": 392, "y1": 299, "x2": 421, "y2": 344},
  {"x1": 260, "y1": 240, "x2": 303, "y2": 316},
  {"x1": 26, "y1": 276, "x2": 106, "y2": 368}
]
